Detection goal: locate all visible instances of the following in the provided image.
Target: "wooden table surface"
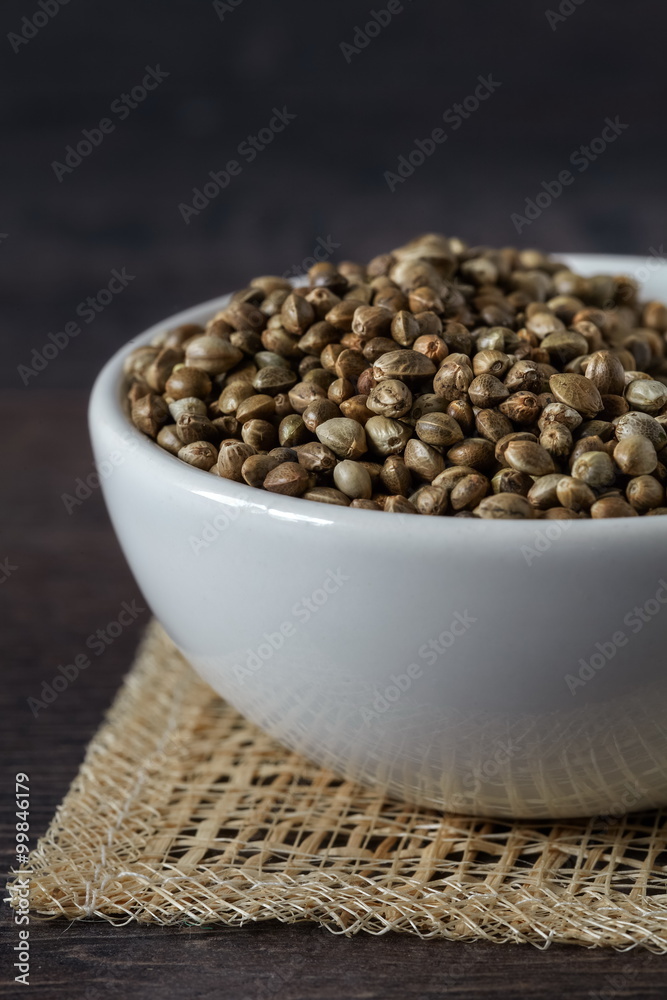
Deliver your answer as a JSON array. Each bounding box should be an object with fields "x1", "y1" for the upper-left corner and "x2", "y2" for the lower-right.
[{"x1": 2, "y1": 390, "x2": 665, "y2": 998}]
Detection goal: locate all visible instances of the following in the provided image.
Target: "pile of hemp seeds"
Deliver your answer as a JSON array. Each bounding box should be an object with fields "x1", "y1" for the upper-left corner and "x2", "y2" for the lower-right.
[{"x1": 125, "y1": 234, "x2": 667, "y2": 518}]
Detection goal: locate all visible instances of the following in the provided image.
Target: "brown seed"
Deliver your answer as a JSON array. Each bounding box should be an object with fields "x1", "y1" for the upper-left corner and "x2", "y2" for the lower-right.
[
  {"x1": 252, "y1": 365, "x2": 298, "y2": 395},
  {"x1": 415, "y1": 310, "x2": 443, "y2": 338},
  {"x1": 328, "y1": 377, "x2": 355, "y2": 405},
  {"x1": 538, "y1": 401, "x2": 582, "y2": 431},
  {"x1": 584, "y1": 350, "x2": 626, "y2": 395},
  {"x1": 468, "y1": 374, "x2": 510, "y2": 408},
  {"x1": 339, "y1": 394, "x2": 373, "y2": 424},
  {"x1": 404, "y1": 439, "x2": 446, "y2": 481},
  {"x1": 219, "y1": 381, "x2": 255, "y2": 414},
  {"x1": 250, "y1": 274, "x2": 292, "y2": 295},
  {"x1": 391, "y1": 310, "x2": 421, "y2": 346},
  {"x1": 571, "y1": 451, "x2": 616, "y2": 488},
  {"x1": 411, "y1": 393, "x2": 448, "y2": 421},
  {"x1": 211, "y1": 415, "x2": 241, "y2": 439},
  {"x1": 599, "y1": 394, "x2": 629, "y2": 421},
  {"x1": 127, "y1": 378, "x2": 151, "y2": 405},
  {"x1": 504, "y1": 440, "x2": 555, "y2": 476},
  {"x1": 442, "y1": 321, "x2": 473, "y2": 356},
  {"x1": 416, "y1": 411, "x2": 465, "y2": 448},
  {"x1": 474, "y1": 409, "x2": 513, "y2": 444},
  {"x1": 590, "y1": 496, "x2": 638, "y2": 518},
  {"x1": 156, "y1": 423, "x2": 183, "y2": 455},
  {"x1": 451, "y1": 473, "x2": 489, "y2": 510},
  {"x1": 362, "y1": 336, "x2": 398, "y2": 363},
  {"x1": 373, "y1": 349, "x2": 436, "y2": 382},
  {"x1": 568, "y1": 435, "x2": 607, "y2": 470},
  {"x1": 176, "y1": 412, "x2": 217, "y2": 444},
  {"x1": 539, "y1": 422, "x2": 573, "y2": 458},
  {"x1": 294, "y1": 441, "x2": 337, "y2": 473},
  {"x1": 526, "y1": 311, "x2": 564, "y2": 339},
  {"x1": 352, "y1": 305, "x2": 393, "y2": 340},
  {"x1": 491, "y1": 469, "x2": 532, "y2": 496},
  {"x1": 306, "y1": 288, "x2": 342, "y2": 319},
  {"x1": 495, "y1": 431, "x2": 537, "y2": 465},
  {"x1": 320, "y1": 343, "x2": 346, "y2": 373},
  {"x1": 241, "y1": 453, "x2": 282, "y2": 488},
  {"x1": 165, "y1": 366, "x2": 212, "y2": 401},
  {"x1": 625, "y1": 379, "x2": 667, "y2": 415},
  {"x1": 163, "y1": 322, "x2": 206, "y2": 349},
  {"x1": 218, "y1": 441, "x2": 256, "y2": 481},
  {"x1": 626, "y1": 475, "x2": 664, "y2": 512},
  {"x1": 269, "y1": 446, "x2": 298, "y2": 463},
  {"x1": 225, "y1": 360, "x2": 258, "y2": 385},
  {"x1": 540, "y1": 330, "x2": 589, "y2": 363},
  {"x1": 614, "y1": 412, "x2": 667, "y2": 450},
  {"x1": 472, "y1": 349, "x2": 511, "y2": 378},
  {"x1": 549, "y1": 373, "x2": 603, "y2": 417},
  {"x1": 298, "y1": 320, "x2": 340, "y2": 356},
  {"x1": 556, "y1": 476, "x2": 596, "y2": 511},
  {"x1": 325, "y1": 299, "x2": 361, "y2": 331},
  {"x1": 447, "y1": 399, "x2": 475, "y2": 434},
  {"x1": 381, "y1": 455, "x2": 412, "y2": 495},
  {"x1": 262, "y1": 326, "x2": 302, "y2": 363},
  {"x1": 527, "y1": 473, "x2": 565, "y2": 509},
  {"x1": 412, "y1": 334, "x2": 449, "y2": 365},
  {"x1": 384, "y1": 495, "x2": 418, "y2": 514},
  {"x1": 333, "y1": 460, "x2": 373, "y2": 500},
  {"x1": 177, "y1": 441, "x2": 218, "y2": 470},
  {"x1": 273, "y1": 392, "x2": 294, "y2": 420},
  {"x1": 224, "y1": 300, "x2": 265, "y2": 331},
  {"x1": 185, "y1": 335, "x2": 243, "y2": 375},
  {"x1": 169, "y1": 396, "x2": 208, "y2": 422},
  {"x1": 613, "y1": 435, "x2": 658, "y2": 476},
  {"x1": 302, "y1": 397, "x2": 341, "y2": 433},
  {"x1": 145, "y1": 347, "x2": 183, "y2": 392},
  {"x1": 131, "y1": 393, "x2": 169, "y2": 437},
  {"x1": 334, "y1": 349, "x2": 368, "y2": 381},
  {"x1": 543, "y1": 507, "x2": 585, "y2": 519},
  {"x1": 303, "y1": 487, "x2": 351, "y2": 506},
  {"x1": 236, "y1": 394, "x2": 276, "y2": 423},
  {"x1": 316, "y1": 417, "x2": 367, "y2": 458},
  {"x1": 241, "y1": 418, "x2": 277, "y2": 450},
  {"x1": 409, "y1": 285, "x2": 444, "y2": 313},
  {"x1": 504, "y1": 360, "x2": 542, "y2": 393},
  {"x1": 287, "y1": 381, "x2": 326, "y2": 414},
  {"x1": 364, "y1": 415, "x2": 412, "y2": 456},
  {"x1": 367, "y1": 379, "x2": 413, "y2": 419},
  {"x1": 263, "y1": 462, "x2": 313, "y2": 496},
  {"x1": 411, "y1": 484, "x2": 449, "y2": 515},
  {"x1": 474, "y1": 493, "x2": 534, "y2": 519},
  {"x1": 498, "y1": 391, "x2": 542, "y2": 425},
  {"x1": 432, "y1": 466, "x2": 478, "y2": 490},
  {"x1": 447, "y1": 437, "x2": 496, "y2": 471},
  {"x1": 281, "y1": 293, "x2": 315, "y2": 334},
  {"x1": 433, "y1": 360, "x2": 474, "y2": 401},
  {"x1": 643, "y1": 300, "x2": 667, "y2": 331},
  {"x1": 278, "y1": 414, "x2": 307, "y2": 448}
]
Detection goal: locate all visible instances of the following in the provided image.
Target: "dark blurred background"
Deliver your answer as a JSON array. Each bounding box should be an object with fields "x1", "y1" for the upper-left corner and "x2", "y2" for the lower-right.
[{"x1": 2, "y1": 0, "x2": 667, "y2": 388}]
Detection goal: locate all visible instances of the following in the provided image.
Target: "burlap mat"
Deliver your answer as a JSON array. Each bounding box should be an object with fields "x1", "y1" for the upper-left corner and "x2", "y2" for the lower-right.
[{"x1": 9, "y1": 621, "x2": 667, "y2": 949}]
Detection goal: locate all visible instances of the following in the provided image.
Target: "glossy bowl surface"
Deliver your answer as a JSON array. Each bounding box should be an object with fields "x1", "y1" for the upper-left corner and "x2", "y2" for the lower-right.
[{"x1": 89, "y1": 254, "x2": 667, "y2": 818}]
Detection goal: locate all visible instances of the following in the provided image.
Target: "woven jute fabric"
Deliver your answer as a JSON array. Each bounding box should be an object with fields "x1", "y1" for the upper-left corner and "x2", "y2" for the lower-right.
[{"x1": 9, "y1": 621, "x2": 667, "y2": 949}]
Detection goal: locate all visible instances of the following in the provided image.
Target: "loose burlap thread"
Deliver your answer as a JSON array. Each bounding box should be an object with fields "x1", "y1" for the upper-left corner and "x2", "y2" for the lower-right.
[{"x1": 9, "y1": 621, "x2": 667, "y2": 949}]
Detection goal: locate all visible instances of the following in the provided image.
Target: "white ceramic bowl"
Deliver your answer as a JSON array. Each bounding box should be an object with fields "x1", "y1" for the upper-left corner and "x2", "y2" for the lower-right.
[{"x1": 89, "y1": 254, "x2": 667, "y2": 819}]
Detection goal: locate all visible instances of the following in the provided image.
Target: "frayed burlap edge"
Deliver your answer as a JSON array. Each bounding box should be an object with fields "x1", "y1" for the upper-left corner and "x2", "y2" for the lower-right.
[{"x1": 7, "y1": 621, "x2": 667, "y2": 949}]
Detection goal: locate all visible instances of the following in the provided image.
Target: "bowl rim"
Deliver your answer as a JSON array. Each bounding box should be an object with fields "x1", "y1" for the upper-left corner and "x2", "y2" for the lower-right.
[{"x1": 89, "y1": 252, "x2": 667, "y2": 536}]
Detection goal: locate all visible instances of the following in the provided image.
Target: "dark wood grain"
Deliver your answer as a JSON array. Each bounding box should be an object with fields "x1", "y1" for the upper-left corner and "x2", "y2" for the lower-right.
[{"x1": 2, "y1": 391, "x2": 666, "y2": 998}]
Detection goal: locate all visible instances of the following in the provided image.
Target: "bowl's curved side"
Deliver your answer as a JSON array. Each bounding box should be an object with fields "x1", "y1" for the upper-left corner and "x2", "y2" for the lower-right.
[{"x1": 89, "y1": 259, "x2": 667, "y2": 819}]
